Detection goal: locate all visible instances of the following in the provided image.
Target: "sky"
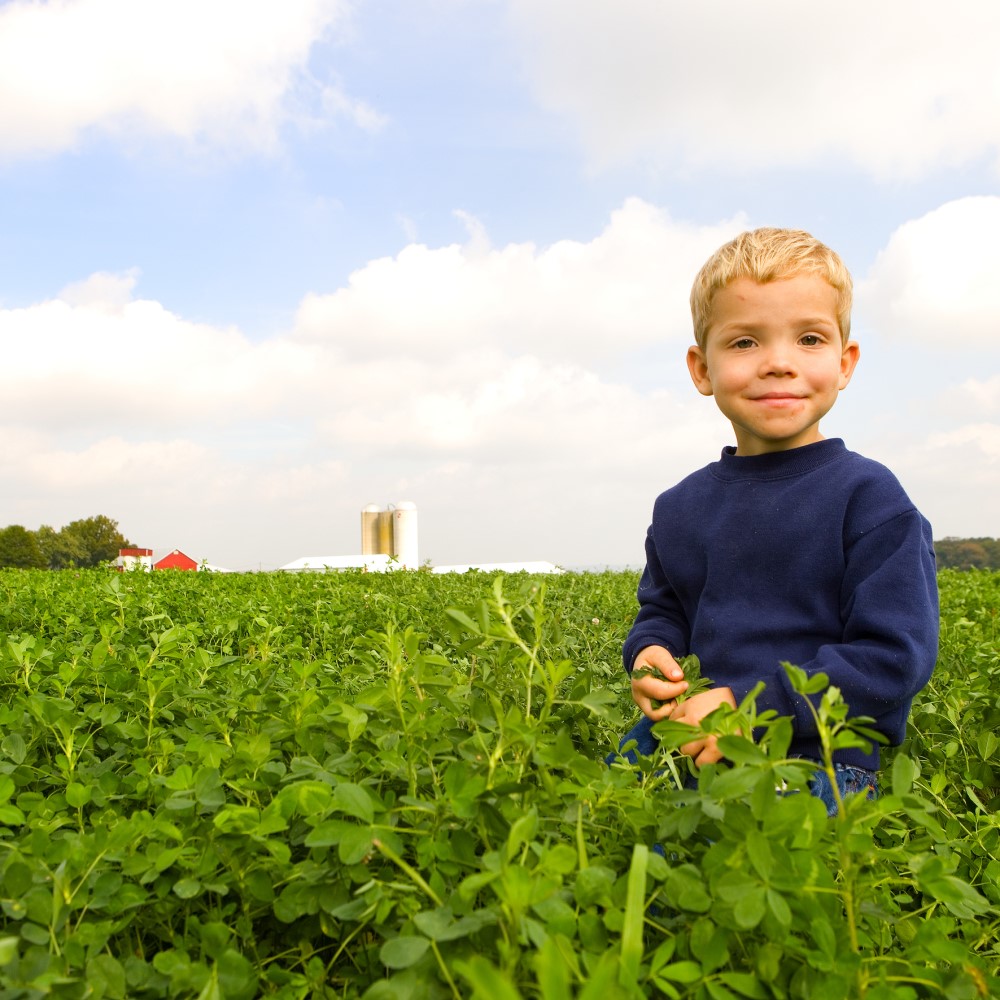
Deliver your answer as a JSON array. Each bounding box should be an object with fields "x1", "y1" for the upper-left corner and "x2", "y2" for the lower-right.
[{"x1": 1, "y1": 0, "x2": 998, "y2": 571}]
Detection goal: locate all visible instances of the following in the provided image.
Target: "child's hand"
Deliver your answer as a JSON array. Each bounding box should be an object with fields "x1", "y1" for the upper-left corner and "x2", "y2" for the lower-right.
[
  {"x1": 630, "y1": 645, "x2": 688, "y2": 721},
  {"x1": 669, "y1": 686, "x2": 737, "y2": 766}
]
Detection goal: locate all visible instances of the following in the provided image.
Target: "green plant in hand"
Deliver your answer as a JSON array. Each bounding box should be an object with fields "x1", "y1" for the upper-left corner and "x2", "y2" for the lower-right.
[{"x1": 632, "y1": 652, "x2": 713, "y2": 709}]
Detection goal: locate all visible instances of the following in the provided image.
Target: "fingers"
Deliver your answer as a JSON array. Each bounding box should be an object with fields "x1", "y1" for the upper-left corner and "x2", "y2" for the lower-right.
[
  {"x1": 631, "y1": 673, "x2": 688, "y2": 721},
  {"x1": 634, "y1": 645, "x2": 685, "y2": 683},
  {"x1": 673, "y1": 696, "x2": 725, "y2": 766},
  {"x1": 679, "y1": 734, "x2": 724, "y2": 766}
]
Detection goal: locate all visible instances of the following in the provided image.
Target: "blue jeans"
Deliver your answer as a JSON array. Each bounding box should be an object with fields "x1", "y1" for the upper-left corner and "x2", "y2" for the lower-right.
[{"x1": 609, "y1": 714, "x2": 878, "y2": 816}]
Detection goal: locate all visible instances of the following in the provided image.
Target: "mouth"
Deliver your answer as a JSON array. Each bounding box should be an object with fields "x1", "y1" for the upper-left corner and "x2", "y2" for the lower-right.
[{"x1": 753, "y1": 393, "x2": 803, "y2": 402}]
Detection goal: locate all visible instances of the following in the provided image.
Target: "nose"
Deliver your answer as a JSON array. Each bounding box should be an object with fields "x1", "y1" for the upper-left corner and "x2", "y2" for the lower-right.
[{"x1": 760, "y1": 347, "x2": 796, "y2": 377}]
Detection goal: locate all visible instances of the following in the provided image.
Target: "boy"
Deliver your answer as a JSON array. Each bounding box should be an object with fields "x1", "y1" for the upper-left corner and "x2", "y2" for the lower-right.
[{"x1": 615, "y1": 227, "x2": 939, "y2": 810}]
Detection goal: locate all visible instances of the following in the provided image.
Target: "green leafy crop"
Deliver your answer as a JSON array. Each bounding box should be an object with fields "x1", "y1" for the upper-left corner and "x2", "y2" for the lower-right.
[{"x1": 0, "y1": 566, "x2": 994, "y2": 998}]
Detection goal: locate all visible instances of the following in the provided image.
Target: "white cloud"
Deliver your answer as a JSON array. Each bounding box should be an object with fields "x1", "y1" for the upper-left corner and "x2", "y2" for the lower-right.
[
  {"x1": 936, "y1": 376, "x2": 1000, "y2": 421},
  {"x1": 294, "y1": 198, "x2": 745, "y2": 364},
  {"x1": 0, "y1": 0, "x2": 372, "y2": 159},
  {"x1": 0, "y1": 279, "x2": 317, "y2": 429},
  {"x1": 0, "y1": 201, "x2": 738, "y2": 567},
  {"x1": 507, "y1": 1, "x2": 1000, "y2": 177},
  {"x1": 888, "y1": 423, "x2": 1000, "y2": 538},
  {"x1": 856, "y1": 197, "x2": 1000, "y2": 345},
  {"x1": 59, "y1": 269, "x2": 140, "y2": 312},
  {"x1": 4, "y1": 198, "x2": 996, "y2": 569}
]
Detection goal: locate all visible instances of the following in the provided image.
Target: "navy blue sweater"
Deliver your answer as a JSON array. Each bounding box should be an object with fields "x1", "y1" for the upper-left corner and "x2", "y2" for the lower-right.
[{"x1": 623, "y1": 439, "x2": 939, "y2": 770}]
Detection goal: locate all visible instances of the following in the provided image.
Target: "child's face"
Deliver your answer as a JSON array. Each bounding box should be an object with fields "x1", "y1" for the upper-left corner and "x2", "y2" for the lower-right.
[{"x1": 686, "y1": 275, "x2": 860, "y2": 456}]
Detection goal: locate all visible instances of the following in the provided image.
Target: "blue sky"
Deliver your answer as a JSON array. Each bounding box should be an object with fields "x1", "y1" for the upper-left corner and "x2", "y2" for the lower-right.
[{"x1": 1, "y1": 0, "x2": 998, "y2": 570}]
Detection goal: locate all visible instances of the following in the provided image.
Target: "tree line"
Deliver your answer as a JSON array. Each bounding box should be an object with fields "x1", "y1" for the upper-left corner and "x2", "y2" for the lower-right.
[
  {"x1": 1, "y1": 521, "x2": 996, "y2": 572},
  {"x1": 934, "y1": 537, "x2": 1000, "y2": 571},
  {"x1": 0, "y1": 515, "x2": 131, "y2": 569}
]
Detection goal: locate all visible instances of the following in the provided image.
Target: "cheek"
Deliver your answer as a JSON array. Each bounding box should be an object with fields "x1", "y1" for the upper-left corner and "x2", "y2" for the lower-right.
[{"x1": 710, "y1": 363, "x2": 750, "y2": 392}]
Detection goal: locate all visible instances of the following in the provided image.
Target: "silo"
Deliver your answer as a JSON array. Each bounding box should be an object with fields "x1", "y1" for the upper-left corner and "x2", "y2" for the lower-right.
[
  {"x1": 392, "y1": 501, "x2": 418, "y2": 569},
  {"x1": 361, "y1": 504, "x2": 382, "y2": 555},
  {"x1": 377, "y1": 509, "x2": 394, "y2": 556}
]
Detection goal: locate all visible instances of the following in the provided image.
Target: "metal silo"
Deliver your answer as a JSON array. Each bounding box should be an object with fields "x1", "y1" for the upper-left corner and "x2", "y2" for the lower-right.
[
  {"x1": 392, "y1": 501, "x2": 418, "y2": 569},
  {"x1": 361, "y1": 504, "x2": 382, "y2": 555}
]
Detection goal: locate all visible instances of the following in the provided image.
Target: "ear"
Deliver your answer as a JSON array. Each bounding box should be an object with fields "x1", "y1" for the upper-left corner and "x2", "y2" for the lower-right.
[
  {"x1": 838, "y1": 340, "x2": 860, "y2": 389},
  {"x1": 687, "y1": 345, "x2": 714, "y2": 396}
]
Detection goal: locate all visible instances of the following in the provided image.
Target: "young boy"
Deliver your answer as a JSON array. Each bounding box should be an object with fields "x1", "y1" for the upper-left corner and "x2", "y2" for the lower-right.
[{"x1": 615, "y1": 227, "x2": 939, "y2": 810}]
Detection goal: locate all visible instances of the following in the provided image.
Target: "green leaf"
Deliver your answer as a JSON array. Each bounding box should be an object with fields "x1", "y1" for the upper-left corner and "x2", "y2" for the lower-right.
[
  {"x1": 454, "y1": 955, "x2": 525, "y2": 999},
  {"x1": 532, "y1": 936, "x2": 573, "y2": 1000},
  {"x1": 733, "y1": 888, "x2": 766, "y2": 929},
  {"x1": 173, "y1": 878, "x2": 202, "y2": 899},
  {"x1": 917, "y1": 874, "x2": 992, "y2": 919},
  {"x1": 689, "y1": 917, "x2": 728, "y2": 972},
  {"x1": 444, "y1": 608, "x2": 481, "y2": 635},
  {"x1": 380, "y1": 935, "x2": 430, "y2": 970},
  {"x1": 333, "y1": 782, "x2": 376, "y2": 823},
  {"x1": 504, "y1": 809, "x2": 538, "y2": 862},
  {"x1": 665, "y1": 868, "x2": 712, "y2": 913},
  {"x1": 579, "y1": 690, "x2": 618, "y2": 716},
  {"x1": 20, "y1": 922, "x2": 48, "y2": 945},
  {"x1": 745, "y1": 831, "x2": 773, "y2": 880},
  {"x1": 413, "y1": 907, "x2": 496, "y2": 942},
  {"x1": 243, "y1": 870, "x2": 274, "y2": 903},
  {"x1": 0, "y1": 804, "x2": 25, "y2": 825},
  {"x1": 716, "y1": 735, "x2": 766, "y2": 765},
  {"x1": 86, "y1": 955, "x2": 127, "y2": 999},
  {"x1": 0, "y1": 938, "x2": 19, "y2": 966},
  {"x1": 719, "y1": 972, "x2": 769, "y2": 998},
  {"x1": 304, "y1": 820, "x2": 346, "y2": 847},
  {"x1": 657, "y1": 960, "x2": 703, "y2": 984},
  {"x1": 194, "y1": 768, "x2": 226, "y2": 808},
  {"x1": 2, "y1": 862, "x2": 32, "y2": 896},
  {"x1": 216, "y1": 949, "x2": 257, "y2": 1000},
  {"x1": 620, "y1": 844, "x2": 648, "y2": 986},
  {"x1": 338, "y1": 824, "x2": 374, "y2": 865},
  {"x1": 65, "y1": 782, "x2": 92, "y2": 808},
  {"x1": 891, "y1": 754, "x2": 918, "y2": 796},
  {"x1": 1, "y1": 734, "x2": 26, "y2": 765},
  {"x1": 195, "y1": 970, "x2": 222, "y2": 1000},
  {"x1": 765, "y1": 889, "x2": 791, "y2": 927}
]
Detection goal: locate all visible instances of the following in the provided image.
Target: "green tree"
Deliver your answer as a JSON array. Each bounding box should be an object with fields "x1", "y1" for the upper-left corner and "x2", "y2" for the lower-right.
[
  {"x1": 61, "y1": 515, "x2": 132, "y2": 568},
  {"x1": 0, "y1": 525, "x2": 47, "y2": 568},
  {"x1": 34, "y1": 524, "x2": 87, "y2": 569},
  {"x1": 935, "y1": 537, "x2": 1000, "y2": 571}
]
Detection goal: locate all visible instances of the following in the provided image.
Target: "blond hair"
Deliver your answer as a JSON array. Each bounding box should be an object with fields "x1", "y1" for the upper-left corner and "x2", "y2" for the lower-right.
[{"x1": 690, "y1": 228, "x2": 853, "y2": 348}]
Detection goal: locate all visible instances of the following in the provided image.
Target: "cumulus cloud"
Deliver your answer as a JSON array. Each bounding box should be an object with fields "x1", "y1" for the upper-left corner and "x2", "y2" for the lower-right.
[
  {"x1": 507, "y1": 1, "x2": 1000, "y2": 177},
  {"x1": 4, "y1": 198, "x2": 996, "y2": 568},
  {"x1": 936, "y1": 376, "x2": 1000, "y2": 422},
  {"x1": 0, "y1": 279, "x2": 319, "y2": 430},
  {"x1": 856, "y1": 197, "x2": 1000, "y2": 345},
  {"x1": 0, "y1": 200, "x2": 739, "y2": 566},
  {"x1": 0, "y1": 0, "x2": 377, "y2": 159},
  {"x1": 294, "y1": 199, "x2": 745, "y2": 363},
  {"x1": 887, "y1": 422, "x2": 1000, "y2": 538}
]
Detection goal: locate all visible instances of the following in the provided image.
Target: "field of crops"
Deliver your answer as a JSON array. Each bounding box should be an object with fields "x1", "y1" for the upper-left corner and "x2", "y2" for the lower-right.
[{"x1": 0, "y1": 566, "x2": 996, "y2": 999}]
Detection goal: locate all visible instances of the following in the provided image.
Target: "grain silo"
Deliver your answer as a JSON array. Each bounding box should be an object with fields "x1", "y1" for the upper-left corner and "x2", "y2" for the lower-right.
[
  {"x1": 392, "y1": 502, "x2": 418, "y2": 569},
  {"x1": 360, "y1": 504, "x2": 381, "y2": 556},
  {"x1": 360, "y1": 501, "x2": 418, "y2": 569}
]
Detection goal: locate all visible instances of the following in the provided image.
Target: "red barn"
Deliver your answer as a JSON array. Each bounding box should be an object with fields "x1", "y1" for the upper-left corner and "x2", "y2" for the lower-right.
[{"x1": 154, "y1": 549, "x2": 199, "y2": 571}]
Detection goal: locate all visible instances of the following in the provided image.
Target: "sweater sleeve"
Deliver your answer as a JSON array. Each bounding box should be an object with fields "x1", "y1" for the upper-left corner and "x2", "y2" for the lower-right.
[
  {"x1": 728, "y1": 506, "x2": 939, "y2": 744},
  {"x1": 621, "y1": 523, "x2": 692, "y2": 673}
]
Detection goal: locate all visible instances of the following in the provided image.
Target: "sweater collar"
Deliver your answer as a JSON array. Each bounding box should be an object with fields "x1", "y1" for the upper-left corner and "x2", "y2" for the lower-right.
[{"x1": 712, "y1": 438, "x2": 847, "y2": 482}]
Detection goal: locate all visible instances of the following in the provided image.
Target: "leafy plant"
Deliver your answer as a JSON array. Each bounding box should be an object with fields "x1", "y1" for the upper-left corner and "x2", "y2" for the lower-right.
[{"x1": 0, "y1": 567, "x2": 994, "y2": 997}]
